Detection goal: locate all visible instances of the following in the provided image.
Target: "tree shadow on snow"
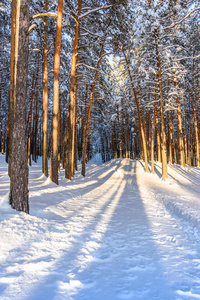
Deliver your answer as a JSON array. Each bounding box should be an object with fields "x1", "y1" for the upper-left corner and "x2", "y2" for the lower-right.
[{"x1": 16, "y1": 160, "x2": 177, "y2": 300}]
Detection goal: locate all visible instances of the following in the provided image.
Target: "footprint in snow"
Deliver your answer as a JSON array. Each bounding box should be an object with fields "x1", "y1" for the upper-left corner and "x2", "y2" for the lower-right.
[{"x1": 92, "y1": 251, "x2": 111, "y2": 262}]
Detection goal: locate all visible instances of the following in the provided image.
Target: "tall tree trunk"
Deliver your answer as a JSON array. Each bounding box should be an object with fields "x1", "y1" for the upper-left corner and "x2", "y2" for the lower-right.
[
  {"x1": 123, "y1": 51, "x2": 149, "y2": 172},
  {"x1": 174, "y1": 77, "x2": 185, "y2": 167},
  {"x1": 66, "y1": 0, "x2": 82, "y2": 180},
  {"x1": 60, "y1": 110, "x2": 64, "y2": 167},
  {"x1": 189, "y1": 119, "x2": 194, "y2": 166},
  {"x1": 58, "y1": 103, "x2": 61, "y2": 172},
  {"x1": 155, "y1": 105, "x2": 161, "y2": 163},
  {"x1": 151, "y1": 95, "x2": 157, "y2": 174},
  {"x1": 27, "y1": 69, "x2": 36, "y2": 166},
  {"x1": 42, "y1": 0, "x2": 49, "y2": 177},
  {"x1": 33, "y1": 67, "x2": 39, "y2": 163},
  {"x1": 188, "y1": 98, "x2": 192, "y2": 166},
  {"x1": 169, "y1": 111, "x2": 176, "y2": 164},
  {"x1": 192, "y1": 55, "x2": 199, "y2": 167},
  {"x1": 81, "y1": 85, "x2": 88, "y2": 176},
  {"x1": 50, "y1": 0, "x2": 63, "y2": 184},
  {"x1": 111, "y1": 122, "x2": 117, "y2": 159},
  {"x1": 155, "y1": 32, "x2": 168, "y2": 180},
  {"x1": 74, "y1": 84, "x2": 78, "y2": 171},
  {"x1": 64, "y1": 116, "x2": 70, "y2": 178},
  {"x1": 134, "y1": 130, "x2": 137, "y2": 159},
  {"x1": 117, "y1": 104, "x2": 122, "y2": 158},
  {"x1": 9, "y1": 0, "x2": 30, "y2": 213},
  {"x1": 0, "y1": 80, "x2": 4, "y2": 154},
  {"x1": 126, "y1": 115, "x2": 131, "y2": 158},
  {"x1": 7, "y1": 0, "x2": 17, "y2": 165},
  {"x1": 8, "y1": 0, "x2": 18, "y2": 169},
  {"x1": 183, "y1": 103, "x2": 188, "y2": 165}
]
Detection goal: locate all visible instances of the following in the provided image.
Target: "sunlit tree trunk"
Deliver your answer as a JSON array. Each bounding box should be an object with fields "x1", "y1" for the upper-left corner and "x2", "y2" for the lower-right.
[
  {"x1": 66, "y1": 0, "x2": 82, "y2": 179},
  {"x1": 50, "y1": 0, "x2": 63, "y2": 184},
  {"x1": 183, "y1": 103, "x2": 188, "y2": 165},
  {"x1": 147, "y1": 109, "x2": 151, "y2": 160},
  {"x1": 174, "y1": 78, "x2": 185, "y2": 167},
  {"x1": 169, "y1": 111, "x2": 176, "y2": 164}
]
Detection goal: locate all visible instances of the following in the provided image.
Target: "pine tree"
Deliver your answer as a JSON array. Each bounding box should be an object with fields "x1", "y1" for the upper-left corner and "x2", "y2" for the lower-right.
[{"x1": 9, "y1": 0, "x2": 30, "y2": 213}]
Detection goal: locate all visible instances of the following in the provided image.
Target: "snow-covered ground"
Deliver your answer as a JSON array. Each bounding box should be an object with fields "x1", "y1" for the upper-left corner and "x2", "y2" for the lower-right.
[{"x1": 1, "y1": 155, "x2": 200, "y2": 300}]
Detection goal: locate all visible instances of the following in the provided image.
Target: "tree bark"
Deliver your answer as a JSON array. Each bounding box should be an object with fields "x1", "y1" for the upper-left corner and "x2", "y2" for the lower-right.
[
  {"x1": 155, "y1": 32, "x2": 168, "y2": 180},
  {"x1": 183, "y1": 103, "x2": 188, "y2": 165},
  {"x1": 50, "y1": 0, "x2": 63, "y2": 184},
  {"x1": 9, "y1": 0, "x2": 30, "y2": 213},
  {"x1": 81, "y1": 85, "x2": 88, "y2": 176},
  {"x1": 27, "y1": 69, "x2": 36, "y2": 166},
  {"x1": 0, "y1": 79, "x2": 4, "y2": 154},
  {"x1": 192, "y1": 55, "x2": 199, "y2": 167},
  {"x1": 174, "y1": 77, "x2": 185, "y2": 167},
  {"x1": 151, "y1": 95, "x2": 157, "y2": 174},
  {"x1": 42, "y1": 0, "x2": 49, "y2": 177},
  {"x1": 67, "y1": 0, "x2": 82, "y2": 180},
  {"x1": 117, "y1": 104, "x2": 122, "y2": 158}
]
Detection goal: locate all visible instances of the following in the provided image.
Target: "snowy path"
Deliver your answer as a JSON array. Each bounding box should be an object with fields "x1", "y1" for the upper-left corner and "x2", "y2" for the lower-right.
[{"x1": 1, "y1": 156, "x2": 200, "y2": 300}]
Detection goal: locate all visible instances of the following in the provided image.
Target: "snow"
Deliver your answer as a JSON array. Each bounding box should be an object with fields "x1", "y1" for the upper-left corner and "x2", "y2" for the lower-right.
[{"x1": 1, "y1": 155, "x2": 200, "y2": 299}]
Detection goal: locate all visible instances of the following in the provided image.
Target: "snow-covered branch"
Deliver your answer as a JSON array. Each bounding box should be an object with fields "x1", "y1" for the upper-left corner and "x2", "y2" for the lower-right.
[
  {"x1": 79, "y1": 5, "x2": 112, "y2": 19},
  {"x1": 165, "y1": 7, "x2": 200, "y2": 29},
  {"x1": 31, "y1": 12, "x2": 57, "y2": 20}
]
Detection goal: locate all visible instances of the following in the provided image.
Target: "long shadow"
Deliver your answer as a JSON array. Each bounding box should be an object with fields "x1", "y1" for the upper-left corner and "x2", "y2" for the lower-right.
[
  {"x1": 0, "y1": 159, "x2": 121, "y2": 230},
  {"x1": 154, "y1": 163, "x2": 200, "y2": 197},
  {"x1": 0, "y1": 168, "x2": 125, "y2": 300},
  {"x1": 138, "y1": 160, "x2": 152, "y2": 175},
  {"x1": 9, "y1": 160, "x2": 181, "y2": 300},
  {"x1": 28, "y1": 162, "x2": 122, "y2": 219},
  {"x1": 1, "y1": 159, "x2": 200, "y2": 299},
  {"x1": 139, "y1": 160, "x2": 200, "y2": 197},
  {"x1": 168, "y1": 164, "x2": 200, "y2": 186},
  {"x1": 28, "y1": 179, "x2": 126, "y2": 300},
  {"x1": 30, "y1": 175, "x2": 121, "y2": 222}
]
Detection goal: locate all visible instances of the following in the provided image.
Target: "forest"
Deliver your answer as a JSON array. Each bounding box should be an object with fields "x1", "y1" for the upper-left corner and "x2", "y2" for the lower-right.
[
  {"x1": 0, "y1": 0, "x2": 200, "y2": 299},
  {"x1": 0, "y1": 0, "x2": 199, "y2": 212}
]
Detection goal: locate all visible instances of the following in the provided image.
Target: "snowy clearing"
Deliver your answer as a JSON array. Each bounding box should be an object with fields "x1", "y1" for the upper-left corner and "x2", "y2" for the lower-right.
[{"x1": 1, "y1": 155, "x2": 200, "y2": 300}]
